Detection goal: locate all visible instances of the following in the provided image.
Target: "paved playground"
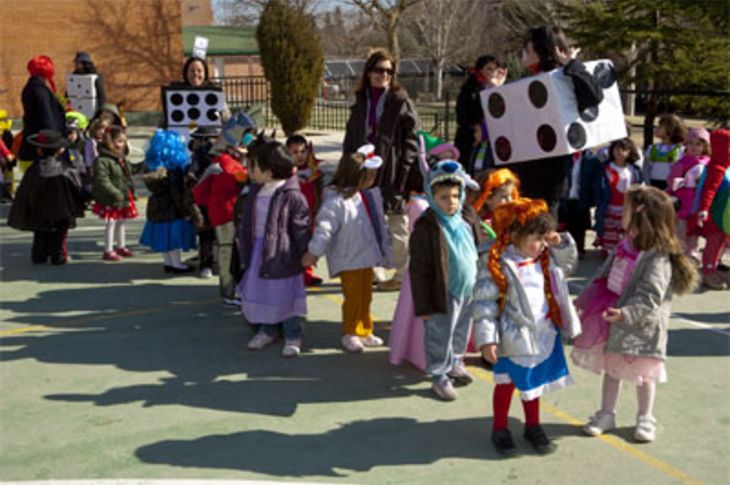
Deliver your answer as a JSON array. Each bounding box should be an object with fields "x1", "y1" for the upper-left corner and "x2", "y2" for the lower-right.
[{"x1": 1, "y1": 131, "x2": 728, "y2": 484}]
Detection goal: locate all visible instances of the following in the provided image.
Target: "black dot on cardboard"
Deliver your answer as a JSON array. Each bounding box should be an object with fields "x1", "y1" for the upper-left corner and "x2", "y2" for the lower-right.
[
  {"x1": 528, "y1": 80, "x2": 548, "y2": 108},
  {"x1": 488, "y1": 93, "x2": 506, "y2": 118},
  {"x1": 171, "y1": 110, "x2": 185, "y2": 123},
  {"x1": 567, "y1": 122, "x2": 587, "y2": 149},
  {"x1": 537, "y1": 125, "x2": 557, "y2": 152},
  {"x1": 170, "y1": 93, "x2": 184, "y2": 106},
  {"x1": 187, "y1": 93, "x2": 200, "y2": 105},
  {"x1": 207, "y1": 109, "x2": 219, "y2": 122},
  {"x1": 594, "y1": 62, "x2": 616, "y2": 89},
  {"x1": 495, "y1": 136, "x2": 512, "y2": 161},
  {"x1": 189, "y1": 108, "x2": 201, "y2": 120},
  {"x1": 579, "y1": 105, "x2": 599, "y2": 122},
  {"x1": 205, "y1": 93, "x2": 219, "y2": 106}
]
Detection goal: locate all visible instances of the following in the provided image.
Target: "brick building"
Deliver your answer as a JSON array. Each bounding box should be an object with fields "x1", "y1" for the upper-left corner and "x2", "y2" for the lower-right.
[{"x1": 0, "y1": 0, "x2": 186, "y2": 118}]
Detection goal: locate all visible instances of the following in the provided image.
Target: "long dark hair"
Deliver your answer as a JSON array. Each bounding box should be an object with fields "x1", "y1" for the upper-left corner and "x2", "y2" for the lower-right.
[
  {"x1": 525, "y1": 25, "x2": 570, "y2": 72},
  {"x1": 182, "y1": 56, "x2": 211, "y2": 86},
  {"x1": 331, "y1": 152, "x2": 377, "y2": 198},
  {"x1": 355, "y1": 48, "x2": 402, "y2": 94}
]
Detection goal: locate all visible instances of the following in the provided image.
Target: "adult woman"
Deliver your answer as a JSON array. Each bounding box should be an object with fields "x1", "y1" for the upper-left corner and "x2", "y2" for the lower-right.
[
  {"x1": 342, "y1": 48, "x2": 420, "y2": 291},
  {"x1": 18, "y1": 55, "x2": 67, "y2": 164},
  {"x1": 499, "y1": 26, "x2": 602, "y2": 216},
  {"x1": 454, "y1": 55, "x2": 506, "y2": 174},
  {"x1": 72, "y1": 51, "x2": 106, "y2": 108}
]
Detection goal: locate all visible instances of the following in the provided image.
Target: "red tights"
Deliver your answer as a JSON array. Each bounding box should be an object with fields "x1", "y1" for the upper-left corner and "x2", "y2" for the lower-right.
[{"x1": 492, "y1": 383, "x2": 540, "y2": 432}]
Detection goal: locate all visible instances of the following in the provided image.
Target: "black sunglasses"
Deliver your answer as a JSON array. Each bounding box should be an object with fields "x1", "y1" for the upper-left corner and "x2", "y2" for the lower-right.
[{"x1": 371, "y1": 67, "x2": 394, "y2": 76}]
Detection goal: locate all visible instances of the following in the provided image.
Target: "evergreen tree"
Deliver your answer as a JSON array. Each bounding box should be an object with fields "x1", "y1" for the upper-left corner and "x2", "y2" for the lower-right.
[
  {"x1": 256, "y1": 0, "x2": 325, "y2": 135},
  {"x1": 558, "y1": 0, "x2": 730, "y2": 145}
]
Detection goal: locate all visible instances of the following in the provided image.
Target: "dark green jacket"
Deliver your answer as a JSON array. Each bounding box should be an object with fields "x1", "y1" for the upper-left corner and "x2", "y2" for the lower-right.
[{"x1": 92, "y1": 147, "x2": 134, "y2": 208}]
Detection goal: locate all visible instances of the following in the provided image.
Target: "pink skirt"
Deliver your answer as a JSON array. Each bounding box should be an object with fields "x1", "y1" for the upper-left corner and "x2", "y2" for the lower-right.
[
  {"x1": 571, "y1": 344, "x2": 667, "y2": 385},
  {"x1": 388, "y1": 271, "x2": 427, "y2": 372},
  {"x1": 573, "y1": 278, "x2": 616, "y2": 349}
]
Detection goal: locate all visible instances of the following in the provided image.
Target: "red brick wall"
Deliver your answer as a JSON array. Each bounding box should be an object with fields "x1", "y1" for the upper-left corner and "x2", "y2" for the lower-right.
[{"x1": 1, "y1": 0, "x2": 185, "y2": 119}]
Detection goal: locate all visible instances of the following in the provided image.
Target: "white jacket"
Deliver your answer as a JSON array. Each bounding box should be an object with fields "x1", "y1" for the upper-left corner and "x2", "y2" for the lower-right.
[{"x1": 309, "y1": 187, "x2": 393, "y2": 277}]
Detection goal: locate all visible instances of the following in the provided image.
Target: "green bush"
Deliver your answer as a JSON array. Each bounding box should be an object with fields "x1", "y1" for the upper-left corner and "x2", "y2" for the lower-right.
[{"x1": 256, "y1": 0, "x2": 324, "y2": 135}]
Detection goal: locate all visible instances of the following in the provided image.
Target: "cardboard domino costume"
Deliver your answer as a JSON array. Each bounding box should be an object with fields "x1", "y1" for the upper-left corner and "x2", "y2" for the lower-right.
[
  {"x1": 481, "y1": 60, "x2": 626, "y2": 165},
  {"x1": 67, "y1": 74, "x2": 98, "y2": 119},
  {"x1": 161, "y1": 86, "x2": 226, "y2": 143}
]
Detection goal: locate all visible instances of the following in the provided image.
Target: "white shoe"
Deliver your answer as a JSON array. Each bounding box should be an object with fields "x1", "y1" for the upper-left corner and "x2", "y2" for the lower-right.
[
  {"x1": 448, "y1": 363, "x2": 475, "y2": 386},
  {"x1": 199, "y1": 267, "x2": 213, "y2": 279},
  {"x1": 360, "y1": 334, "x2": 384, "y2": 347},
  {"x1": 282, "y1": 339, "x2": 302, "y2": 358},
  {"x1": 634, "y1": 415, "x2": 656, "y2": 442},
  {"x1": 432, "y1": 377, "x2": 458, "y2": 401},
  {"x1": 248, "y1": 331, "x2": 276, "y2": 350},
  {"x1": 223, "y1": 297, "x2": 241, "y2": 307},
  {"x1": 341, "y1": 335, "x2": 364, "y2": 353},
  {"x1": 582, "y1": 410, "x2": 616, "y2": 436}
]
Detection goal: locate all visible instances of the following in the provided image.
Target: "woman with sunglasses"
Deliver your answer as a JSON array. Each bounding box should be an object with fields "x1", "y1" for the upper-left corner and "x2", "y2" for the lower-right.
[{"x1": 343, "y1": 48, "x2": 420, "y2": 292}]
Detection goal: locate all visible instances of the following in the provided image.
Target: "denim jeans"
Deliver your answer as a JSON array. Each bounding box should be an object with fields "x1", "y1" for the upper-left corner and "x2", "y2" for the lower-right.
[{"x1": 261, "y1": 316, "x2": 303, "y2": 340}]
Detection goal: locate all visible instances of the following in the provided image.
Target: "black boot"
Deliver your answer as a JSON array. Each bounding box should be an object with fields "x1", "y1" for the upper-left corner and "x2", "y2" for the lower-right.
[
  {"x1": 491, "y1": 428, "x2": 518, "y2": 457},
  {"x1": 524, "y1": 424, "x2": 557, "y2": 455}
]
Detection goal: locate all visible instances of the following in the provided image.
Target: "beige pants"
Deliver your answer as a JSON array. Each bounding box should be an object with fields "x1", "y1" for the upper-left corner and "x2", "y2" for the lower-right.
[
  {"x1": 215, "y1": 221, "x2": 236, "y2": 299},
  {"x1": 374, "y1": 212, "x2": 409, "y2": 283}
]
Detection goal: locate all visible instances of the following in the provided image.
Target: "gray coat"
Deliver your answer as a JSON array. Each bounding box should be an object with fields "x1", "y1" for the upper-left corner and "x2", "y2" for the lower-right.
[
  {"x1": 473, "y1": 233, "x2": 581, "y2": 357},
  {"x1": 591, "y1": 250, "x2": 673, "y2": 360},
  {"x1": 308, "y1": 187, "x2": 393, "y2": 277}
]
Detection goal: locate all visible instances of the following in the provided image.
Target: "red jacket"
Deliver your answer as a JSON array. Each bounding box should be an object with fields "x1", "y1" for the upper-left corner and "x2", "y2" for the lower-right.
[
  {"x1": 192, "y1": 153, "x2": 247, "y2": 227},
  {"x1": 695, "y1": 129, "x2": 729, "y2": 236}
]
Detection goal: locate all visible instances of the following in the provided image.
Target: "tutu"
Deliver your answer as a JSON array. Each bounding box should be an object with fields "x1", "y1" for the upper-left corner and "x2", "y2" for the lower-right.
[
  {"x1": 604, "y1": 351, "x2": 667, "y2": 385},
  {"x1": 139, "y1": 219, "x2": 196, "y2": 252},
  {"x1": 573, "y1": 278, "x2": 616, "y2": 349},
  {"x1": 388, "y1": 271, "x2": 427, "y2": 371},
  {"x1": 92, "y1": 190, "x2": 138, "y2": 220}
]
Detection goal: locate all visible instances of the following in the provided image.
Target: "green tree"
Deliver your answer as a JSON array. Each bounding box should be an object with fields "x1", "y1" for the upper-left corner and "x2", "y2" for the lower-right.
[
  {"x1": 256, "y1": 0, "x2": 325, "y2": 134},
  {"x1": 558, "y1": 0, "x2": 730, "y2": 146}
]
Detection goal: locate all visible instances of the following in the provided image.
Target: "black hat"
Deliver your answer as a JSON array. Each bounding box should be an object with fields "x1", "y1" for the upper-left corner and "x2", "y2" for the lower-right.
[
  {"x1": 27, "y1": 129, "x2": 68, "y2": 149},
  {"x1": 75, "y1": 51, "x2": 92, "y2": 63},
  {"x1": 190, "y1": 125, "x2": 222, "y2": 139}
]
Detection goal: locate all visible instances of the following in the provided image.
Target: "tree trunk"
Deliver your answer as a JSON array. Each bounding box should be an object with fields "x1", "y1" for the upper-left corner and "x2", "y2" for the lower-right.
[
  {"x1": 643, "y1": 95, "x2": 656, "y2": 150},
  {"x1": 435, "y1": 61, "x2": 444, "y2": 100}
]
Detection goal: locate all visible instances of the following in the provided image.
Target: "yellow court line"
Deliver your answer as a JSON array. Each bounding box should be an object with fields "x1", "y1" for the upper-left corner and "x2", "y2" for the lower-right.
[
  {"x1": 0, "y1": 298, "x2": 220, "y2": 337},
  {"x1": 468, "y1": 366, "x2": 702, "y2": 485}
]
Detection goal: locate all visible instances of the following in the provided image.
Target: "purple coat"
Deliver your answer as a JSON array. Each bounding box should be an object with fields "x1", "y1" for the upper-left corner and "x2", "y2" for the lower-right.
[{"x1": 236, "y1": 175, "x2": 310, "y2": 279}]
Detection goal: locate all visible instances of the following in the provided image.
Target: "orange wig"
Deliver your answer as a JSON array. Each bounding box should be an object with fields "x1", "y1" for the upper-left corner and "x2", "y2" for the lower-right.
[{"x1": 472, "y1": 168, "x2": 521, "y2": 213}]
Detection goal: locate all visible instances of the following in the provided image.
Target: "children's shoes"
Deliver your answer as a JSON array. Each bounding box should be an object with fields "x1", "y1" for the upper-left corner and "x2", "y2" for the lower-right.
[
  {"x1": 582, "y1": 410, "x2": 616, "y2": 436},
  {"x1": 524, "y1": 424, "x2": 557, "y2": 455},
  {"x1": 447, "y1": 363, "x2": 474, "y2": 386},
  {"x1": 102, "y1": 250, "x2": 122, "y2": 261},
  {"x1": 360, "y1": 334, "x2": 384, "y2": 347},
  {"x1": 282, "y1": 339, "x2": 302, "y2": 358},
  {"x1": 115, "y1": 247, "x2": 134, "y2": 257},
  {"x1": 248, "y1": 331, "x2": 276, "y2": 350},
  {"x1": 634, "y1": 414, "x2": 656, "y2": 442},
  {"x1": 342, "y1": 335, "x2": 364, "y2": 353},
  {"x1": 431, "y1": 377, "x2": 457, "y2": 401},
  {"x1": 491, "y1": 428, "x2": 518, "y2": 457}
]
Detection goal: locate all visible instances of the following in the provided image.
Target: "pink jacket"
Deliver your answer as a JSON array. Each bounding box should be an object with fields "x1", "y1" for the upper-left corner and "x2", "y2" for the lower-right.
[{"x1": 666, "y1": 153, "x2": 709, "y2": 219}]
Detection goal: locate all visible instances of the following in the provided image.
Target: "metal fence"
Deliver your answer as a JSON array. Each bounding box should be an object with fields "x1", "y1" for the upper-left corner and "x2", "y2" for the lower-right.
[{"x1": 213, "y1": 75, "x2": 458, "y2": 139}]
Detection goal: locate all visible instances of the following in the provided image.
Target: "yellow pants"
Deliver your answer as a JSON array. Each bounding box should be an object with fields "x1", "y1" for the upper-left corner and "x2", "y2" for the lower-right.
[{"x1": 340, "y1": 268, "x2": 374, "y2": 336}]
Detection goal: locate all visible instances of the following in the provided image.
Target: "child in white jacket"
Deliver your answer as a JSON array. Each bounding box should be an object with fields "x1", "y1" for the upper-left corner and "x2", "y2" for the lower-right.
[{"x1": 302, "y1": 145, "x2": 393, "y2": 352}]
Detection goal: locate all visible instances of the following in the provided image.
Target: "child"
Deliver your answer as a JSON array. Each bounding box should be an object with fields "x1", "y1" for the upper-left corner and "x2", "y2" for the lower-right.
[
  {"x1": 409, "y1": 160, "x2": 483, "y2": 400},
  {"x1": 666, "y1": 127, "x2": 711, "y2": 262},
  {"x1": 595, "y1": 138, "x2": 643, "y2": 254},
  {"x1": 472, "y1": 168, "x2": 521, "y2": 232},
  {"x1": 236, "y1": 139, "x2": 310, "y2": 358},
  {"x1": 287, "y1": 134, "x2": 324, "y2": 287},
  {"x1": 692, "y1": 129, "x2": 730, "y2": 290},
  {"x1": 302, "y1": 144, "x2": 393, "y2": 353},
  {"x1": 389, "y1": 138, "x2": 465, "y2": 370},
  {"x1": 192, "y1": 127, "x2": 249, "y2": 302},
  {"x1": 474, "y1": 198, "x2": 581, "y2": 456},
  {"x1": 574, "y1": 186, "x2": 698, "y2": 443},
  {"x1": 0, "y1": 109, "x2": 16, "y2": 201},
  {"x1": 91, "y1": 125, "x2": 138, "y2": 260},
  {"x1": 643, "y1": 113, "x2": 686, "y2": 189},
  {"x1": 8, "y1": 130, "x2": 84, "y2": 264},
  {"x1": 139, "y1": 130, "x2": 197, "y2": 273}
]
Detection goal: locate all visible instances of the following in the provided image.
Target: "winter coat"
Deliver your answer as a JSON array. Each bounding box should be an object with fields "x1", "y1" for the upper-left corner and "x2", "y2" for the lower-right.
[
  {"x1": 343, "y1": 88, "x2": 420, "y2": 213},
  {"x1": 191, "y1": 153, "x2": 246, "y2": 227},
  {"x1": 454, "y1": 74, "x2": 486, "y2": 171},
  {"x1": 586, "y1": 250, "x2": 674, "y2": 360},
  {"x1": 91, "y1": 147, "x2": 134, "y2": 208},
  {"x1": 308, "y1": 187, "x2": 393, "y2": 277},
  {"x1": 409, "y1": 205, "x2": 486, "y2": 316},
  {"x1": 472, "y1": 233, "x2": 581, "y2": 357},
  {"x1": 594, "y1": 161, "x2": 643, "y2": 235},
  {"x1": 236, "y1": 175, "x2": 310, "y2": 279},
  {"x1": 666, "y1": 154, "x2": 710, "y2": 219},
  {"x1": 693, "y1": 133, "x2": 729, "y2": 237},
  {"x1": 19, "y1": 77, "x2": 68, "y2": 161},
  {"x1": 143, "y1": 167, "x2": 191, "y2": 223}
]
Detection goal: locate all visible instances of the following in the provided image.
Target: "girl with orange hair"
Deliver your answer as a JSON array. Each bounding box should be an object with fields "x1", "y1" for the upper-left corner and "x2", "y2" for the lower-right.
[
  {"x1": 473, "y1": 197, "x2": 581, "y2": 457},
  {"x1": 472, "y1": 168, "x2": 521, "y2": 235}
]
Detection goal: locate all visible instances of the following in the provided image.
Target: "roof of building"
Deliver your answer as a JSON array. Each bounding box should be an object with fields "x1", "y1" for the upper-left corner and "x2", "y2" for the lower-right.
[
  {"x1": 324, "y1": 58, "x2": 464, "y2": 79},
  {"x1": 183, "y1": 25, "x2": 259, "y2": 56}
]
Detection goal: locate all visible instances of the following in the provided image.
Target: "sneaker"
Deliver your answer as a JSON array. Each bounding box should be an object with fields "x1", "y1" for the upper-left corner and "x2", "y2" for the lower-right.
[
  {"x1": 103, "y1": 250, "x2": 122, "y2": 261},
  {"x1": 702, "y1": 271, "x2": 728, "y2": 290},
  {"x1": 248, "y1": 331, "x2": 277, "y2": 350},
  {"x1": 341, "y1": 334, "x2": 364, "y2": 353},
  {"x1": 431, "y1": 377, "x2": 457, "y2": 401},
  {"x1": 491, "y1": 428, "x2": 518, "y2": 457},
  {"x1": 448, "y1": 363, "x2": 475, "y2": 386},
  {"x1": 582, "y1": 410, "x2": 616, "y2": 436},
  {"x1": 377, "y1": 278, "x2": 401, "y2": 291},
  {"x1": 282, "y1": 339, "x2": 302, "y2": 358},
  {"x1": 360, "y1": 334, "x2": 384, "y2": 347},
  {"x1": 199, "y1": 267, "x2": 213, "y2": 279},
  {"x1": 524, "y1": 425, "x2": 557, "y2": 455},
  {"x1": 634, "y1": 415, "x2": 656, "y2": 442},
  {"x1": 115, "y1": 247, "x2": 134, "y2": 257},
  {"x1": 223, "y1": 297, "x2": 241, "y2": 307}
]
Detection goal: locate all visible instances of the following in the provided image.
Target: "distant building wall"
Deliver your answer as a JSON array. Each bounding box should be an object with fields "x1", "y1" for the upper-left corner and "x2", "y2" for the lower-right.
[{"x1": 181, "y1": 0, "x2": 213, "y2": 26}]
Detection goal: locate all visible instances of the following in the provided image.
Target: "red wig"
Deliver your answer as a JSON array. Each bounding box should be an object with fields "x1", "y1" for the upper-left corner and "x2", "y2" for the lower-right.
[{"x1": 27, "y1": 55, "x2": 56, "y2": 93}]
